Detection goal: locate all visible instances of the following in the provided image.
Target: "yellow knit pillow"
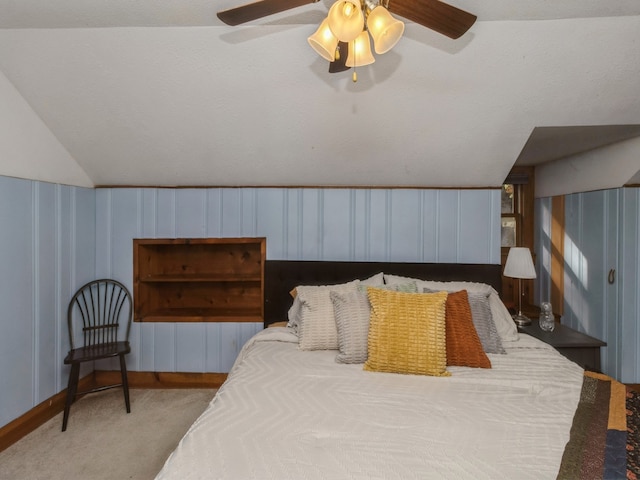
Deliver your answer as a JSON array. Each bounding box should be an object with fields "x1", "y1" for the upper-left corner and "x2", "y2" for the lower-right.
[{"x1": 364, "y1": 288, "x2": 450, "y2": 377}]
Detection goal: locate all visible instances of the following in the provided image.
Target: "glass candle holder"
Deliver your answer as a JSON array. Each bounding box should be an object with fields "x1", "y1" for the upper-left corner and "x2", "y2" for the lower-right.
[{"x1": 539, "y1": 302, "x2": 555, "y2": 332}]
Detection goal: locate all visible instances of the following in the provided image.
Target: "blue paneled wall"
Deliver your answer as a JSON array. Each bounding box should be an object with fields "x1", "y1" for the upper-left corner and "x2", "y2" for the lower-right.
[
  {"x1": 95, "y1": 187, "x2": 500, "y2": 375},
  {"x1": 535, "y1": 187, "x2": 640, "y2": 382},
  {"x1": 618, "y1": 188, "x2": 640, "y2": 383},
  {"x1": 0, "y1": 177, "x2": 500, "y2": 427},
  {"x1": 0, "y1": 176, "x2": 95, "y2": 427}
]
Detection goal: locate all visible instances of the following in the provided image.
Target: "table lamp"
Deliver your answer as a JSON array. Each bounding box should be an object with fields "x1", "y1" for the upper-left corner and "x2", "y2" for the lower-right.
[{"x1": 503, "y1": 247, "x2": 536, "y2": 326}]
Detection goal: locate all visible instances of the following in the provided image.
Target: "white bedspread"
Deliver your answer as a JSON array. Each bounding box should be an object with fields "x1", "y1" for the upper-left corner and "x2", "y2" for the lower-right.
[{"x1": 156, "y1": 328, "x2": 584, "y2": 480}]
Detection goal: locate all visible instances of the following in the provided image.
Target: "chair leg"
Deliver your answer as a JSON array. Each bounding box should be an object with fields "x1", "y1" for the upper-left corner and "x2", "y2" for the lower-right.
[
  {"x1": 119, "y1": 354, "x2": 131, "y2": 413},
  {"x1": 62, "y1": 363, "x2": 81, "y2": 432}
]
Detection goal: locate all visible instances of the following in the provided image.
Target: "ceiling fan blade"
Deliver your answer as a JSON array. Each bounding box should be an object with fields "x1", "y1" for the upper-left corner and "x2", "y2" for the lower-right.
[
  {"x1": 328, "y1": 42, "x2": 351, "y2": 73},
  {"x1": 217, "y1": 0, "x2": 317, "y2": 25},
  {"x1": 387, "y1": 0, "x2": 476, "y2": 39}
]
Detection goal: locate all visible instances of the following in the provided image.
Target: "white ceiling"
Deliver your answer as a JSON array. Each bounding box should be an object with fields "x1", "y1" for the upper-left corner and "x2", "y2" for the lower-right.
[
  {"x1": 1, "y1": 0, "x2": 640, "y2": 27},
  {"x1": 515, "y1": 125, "x2": 640, "y2": 166},
  {"x1": 0, "y1": 0, "x2": 639, "y2": 189}
]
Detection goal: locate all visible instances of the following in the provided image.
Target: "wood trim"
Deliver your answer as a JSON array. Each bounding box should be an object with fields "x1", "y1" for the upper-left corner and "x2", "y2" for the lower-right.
[
  {"x1": 94, "y1": 371, "x2": 227, "y2": 389},
  {"x1": 0, "y1": 371, "x2": 225, "y2": 453},
  {"x1": 133, "y1": 237, "x2": 265, "y2": 323},
  {"x1": 551, "y1": 195, "x2": 565, "y2": 316},
  {"x1": 95, "y1": 185, "x2": 502, "y2": 190},
  {"x1": 501, "y1": 166, "x2": 535, "y2": 310},
  {"x1": 0, "y1": 374, "x2": 95, "y2": 453},
  {"x1": 518, "y1": 167, "x2": 535, "y2": 253}
]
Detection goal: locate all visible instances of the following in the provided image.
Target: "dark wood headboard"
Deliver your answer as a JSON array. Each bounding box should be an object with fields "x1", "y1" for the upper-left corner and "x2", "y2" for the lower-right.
[{"x1": 264, "y1": 261, "x2": 502, "y2": 326}]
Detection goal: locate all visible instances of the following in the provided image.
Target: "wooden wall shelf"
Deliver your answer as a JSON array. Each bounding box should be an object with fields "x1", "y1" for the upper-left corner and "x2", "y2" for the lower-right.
[{"x1": 133, "y1": 238, "x2": 265, "y2": 323}]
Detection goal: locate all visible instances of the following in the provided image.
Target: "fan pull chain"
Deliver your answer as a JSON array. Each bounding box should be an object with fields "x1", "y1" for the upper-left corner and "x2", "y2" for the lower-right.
[{"x1": 352, "y1": 39, "x2": 357, "y2": 82}]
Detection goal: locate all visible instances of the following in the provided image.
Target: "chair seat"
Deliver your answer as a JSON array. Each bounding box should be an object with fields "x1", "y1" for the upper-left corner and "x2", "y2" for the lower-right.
[{"x1": 64, "y1": 341, "x2": 130, "y2": 364}]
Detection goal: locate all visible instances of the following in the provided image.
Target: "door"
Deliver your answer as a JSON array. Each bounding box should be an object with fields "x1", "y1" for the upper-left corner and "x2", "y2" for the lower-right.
[{"x1": 563, "y1": 189, "x2": 617, "y2": 376}]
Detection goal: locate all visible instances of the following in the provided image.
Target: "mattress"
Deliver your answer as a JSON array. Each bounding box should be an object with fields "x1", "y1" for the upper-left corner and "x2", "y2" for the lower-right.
[{"x1": 156, "y1": 327, "x2": 584, "y2": 480}]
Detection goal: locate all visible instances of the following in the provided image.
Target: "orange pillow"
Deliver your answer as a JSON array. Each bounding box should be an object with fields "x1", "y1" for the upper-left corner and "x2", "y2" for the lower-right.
[{"x1": 443, "y1": 290, "x2": 491, "y2": 368}]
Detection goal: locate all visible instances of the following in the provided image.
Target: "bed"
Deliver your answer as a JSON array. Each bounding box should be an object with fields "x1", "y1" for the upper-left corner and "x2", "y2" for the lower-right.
[{"x1": 155, "y1": 261, "x2": 639, "y2": 480}]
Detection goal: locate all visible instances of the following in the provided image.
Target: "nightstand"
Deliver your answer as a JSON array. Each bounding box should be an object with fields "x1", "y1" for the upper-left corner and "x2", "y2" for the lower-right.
[{"x1": 518, "y1": 319, "x2": 606, "y2": 372}]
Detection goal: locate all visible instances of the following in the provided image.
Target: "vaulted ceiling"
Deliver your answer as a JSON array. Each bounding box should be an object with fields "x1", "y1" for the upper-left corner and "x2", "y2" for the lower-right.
[
  {"x1": 2, "y1": 0, "x2": 639, "y2": 27},
  {"x1": 0, "y1": 0, "x2": 639, "y2": 190}
]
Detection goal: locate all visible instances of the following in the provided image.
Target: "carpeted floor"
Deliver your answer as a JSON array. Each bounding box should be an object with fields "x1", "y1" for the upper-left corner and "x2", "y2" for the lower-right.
[{"x1": 0, "y1": 388, "x2": 215, "y2": 480}]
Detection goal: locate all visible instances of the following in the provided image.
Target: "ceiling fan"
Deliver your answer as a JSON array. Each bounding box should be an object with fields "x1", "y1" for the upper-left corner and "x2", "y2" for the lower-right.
[{"x1": 217, "y1": 0, "x2": 476, "y2": 76}]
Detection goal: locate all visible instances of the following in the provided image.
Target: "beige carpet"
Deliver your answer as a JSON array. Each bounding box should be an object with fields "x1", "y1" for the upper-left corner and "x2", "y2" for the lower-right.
[{"x1": 0, "y1": 388, "x2": 215, "y2": 480}]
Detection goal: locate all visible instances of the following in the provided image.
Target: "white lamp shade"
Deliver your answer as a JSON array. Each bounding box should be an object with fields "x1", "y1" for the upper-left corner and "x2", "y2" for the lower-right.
[
  {"x1": 366, "y1": 6, "x2": 404, "y2": 54},
  {"x1": 504, "y1": 247, "x2": 537, "y2": 279},
  {"x1": 327, "y1": 0, "x2": 364, "y2": 42},
  {"x1": 307, "y1": 18, "x2": 339, "y2": 62},
  {"x1": 345, "y1": 30, "x2": 375, "y2": 67}
]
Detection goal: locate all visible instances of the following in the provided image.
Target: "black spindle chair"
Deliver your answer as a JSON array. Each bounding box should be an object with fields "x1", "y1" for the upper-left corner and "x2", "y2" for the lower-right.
[{"x1": 62, "y1": 279, "x2": 133, "y2": 432}]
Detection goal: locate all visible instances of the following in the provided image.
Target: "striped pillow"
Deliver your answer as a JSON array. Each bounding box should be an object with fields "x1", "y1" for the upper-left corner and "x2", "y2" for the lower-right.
[
  {"x1": 296, "y1": 281, "x2": 360, "y2": 351},
  {"x1": 331, "y1": 290, "x2": 371, "y2": 364},
  {"x1": 441, "y1": 290, "x2": 491, "y2": 368},
  {"x1": 331, "y1": 284, "x2": 419, "y2": 364},
  {"x1": 468, "y1": 292, "x2": 505, "y2": 354}
]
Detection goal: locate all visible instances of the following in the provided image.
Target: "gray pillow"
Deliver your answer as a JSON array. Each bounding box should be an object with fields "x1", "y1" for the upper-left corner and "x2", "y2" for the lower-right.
[
  {"x1": 331, "y1": 284, "x2": 419, "y2": 364},
  {"x1": 331, "y1": 290, "x2": 371, "y2": 364},
  {"x1": 467, "y1": 292, "x2": 505, "y2": 354},
  {"x1": 423, "y1": 288, "x2": 505, "y2": 355}
]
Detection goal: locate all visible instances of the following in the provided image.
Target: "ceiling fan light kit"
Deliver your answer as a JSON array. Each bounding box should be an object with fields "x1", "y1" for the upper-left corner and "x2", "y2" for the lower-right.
[
  {"x1": 217, "y1": 0, "x2": 476, "y2": 82},
  {"x1": 366, "y1": 5, "x2": 404, "y2": 54},
  {"x1": 308, "y1": 0, "x2": 404, "y2": 81},
  {"x1": 308, "y1": 18, "x2": 339, "y2": 61},
  {"x1": 327, "y1": 0, "x2": 365, "y2": 42},
  {"x1": 345, "y1": 30, "x2": 375, "y2": 67}
]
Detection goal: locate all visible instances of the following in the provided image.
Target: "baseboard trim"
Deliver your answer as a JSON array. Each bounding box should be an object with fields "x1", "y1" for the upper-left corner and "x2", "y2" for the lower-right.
[
  {"x1": 0, "y1": 370, "x2": 227, "y2": 453},
  {"x1": 95, "y1": 370, "x2": 227, "y2": 389},
  {"x1": 0, "y1": 374, "x2": 94, "y2": 453}
]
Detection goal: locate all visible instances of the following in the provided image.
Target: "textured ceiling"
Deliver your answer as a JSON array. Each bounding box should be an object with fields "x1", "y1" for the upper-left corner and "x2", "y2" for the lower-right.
[
  {"x1": 1, "y1": 0, "x2": 640, "y2": 28},
  {"x1": 0, "y1": 1, "x2": 639, "y2": 189},
  {"x1": 516, "y1": 125, "x2": 640, "y2": 166}
]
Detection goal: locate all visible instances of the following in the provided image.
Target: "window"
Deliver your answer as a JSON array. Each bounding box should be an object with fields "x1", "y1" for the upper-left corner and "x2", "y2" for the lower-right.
[
  {"x1": 501, "y1": 184, "x2": 518, "y2": 247},
  {"x1": 501, "y1": 167, "x2": 535, "y2": 311}
]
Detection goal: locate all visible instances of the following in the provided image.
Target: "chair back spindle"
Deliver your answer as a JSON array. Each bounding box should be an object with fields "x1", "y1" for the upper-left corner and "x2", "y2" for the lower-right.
[{"x1": 67, "y1": 279, "x2": 132, "y2": 350}]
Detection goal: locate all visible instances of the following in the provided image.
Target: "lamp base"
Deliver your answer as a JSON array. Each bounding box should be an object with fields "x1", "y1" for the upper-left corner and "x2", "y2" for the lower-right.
[{"x1": 512, "y1": 313, "x2": 531, "y2": 327}]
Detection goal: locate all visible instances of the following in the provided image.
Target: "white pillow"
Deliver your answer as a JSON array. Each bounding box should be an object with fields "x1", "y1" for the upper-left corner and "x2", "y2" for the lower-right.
[
  {"x1": 384, "y1": 274, "x2": 492, "y2": 295},
  {"x1": 488, "y1": 290, "x2": 519, "y2": 342},
  {"x1": 384, "y1": 274, "x2": 518, "y2": 342},
  {"x1": 287, "y1": 273, "x2": 382, "y2": 335},
  {"x1": 360, "y1": 272, "x2": 384, "y2": 286},
  {"x1": 358, "y1": 281, "x2": 417, "y2": 294},
  {"x1": 292, "y1": 280, "x2": 361, "y2": 351}
]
